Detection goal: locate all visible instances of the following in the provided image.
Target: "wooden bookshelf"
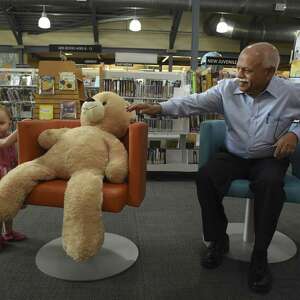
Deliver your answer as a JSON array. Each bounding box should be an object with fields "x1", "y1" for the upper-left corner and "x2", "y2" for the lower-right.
[{"x1": 34, "y1": 61, "x2": 84, "y2": 119}]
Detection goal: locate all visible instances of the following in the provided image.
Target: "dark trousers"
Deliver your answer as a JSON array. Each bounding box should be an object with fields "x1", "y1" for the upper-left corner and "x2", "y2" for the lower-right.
[{"x1": 195, "y1": 151, "x2": 290, "y2": 252}]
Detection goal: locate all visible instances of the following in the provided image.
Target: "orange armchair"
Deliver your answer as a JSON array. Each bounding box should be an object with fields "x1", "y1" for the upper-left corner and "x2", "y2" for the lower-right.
[{"x1": 18, "y1": 120, "x2": 148, "y2": 281}]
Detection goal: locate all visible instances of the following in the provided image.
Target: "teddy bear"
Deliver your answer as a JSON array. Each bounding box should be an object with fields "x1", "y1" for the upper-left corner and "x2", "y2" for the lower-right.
[{"x1": 0, "y1": 92, "x2": 134, "y2": 262}]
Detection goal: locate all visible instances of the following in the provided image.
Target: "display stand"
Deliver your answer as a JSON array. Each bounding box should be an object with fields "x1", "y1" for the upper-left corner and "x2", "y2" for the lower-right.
[{"x1": 34, "y1": 61, "x2": 84, "y2": 119}]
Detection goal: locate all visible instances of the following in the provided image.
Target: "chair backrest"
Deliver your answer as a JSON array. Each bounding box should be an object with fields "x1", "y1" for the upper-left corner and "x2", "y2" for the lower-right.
[
  {"x1": 198, "y1": 119, "x2": 300, "y2": 180},
  {"x1": 198, "y1": 120, "x2": 226, "y2": 168}
]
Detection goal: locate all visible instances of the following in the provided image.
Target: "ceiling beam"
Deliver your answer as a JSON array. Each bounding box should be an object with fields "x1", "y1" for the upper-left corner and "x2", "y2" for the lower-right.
[
  {"x1": 89, "y1": 0, "x2": 99, "y2": 44},
  {"x1": 1, "y1": 6, "x2": 23, "y2": 45},
  {"x1": 169, "y1": 10, "x2": 182, "y2": 50}
]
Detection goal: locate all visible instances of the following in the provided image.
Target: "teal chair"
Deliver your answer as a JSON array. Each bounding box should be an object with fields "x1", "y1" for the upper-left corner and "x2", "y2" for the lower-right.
[{"x1": 199, "y1": 120, "x2": 300, "y2": 263}]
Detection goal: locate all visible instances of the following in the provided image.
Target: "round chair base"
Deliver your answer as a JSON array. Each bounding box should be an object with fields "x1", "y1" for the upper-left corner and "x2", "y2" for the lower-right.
[
  {"x1": 36, "y1": 233, "x2": 139, "y2": 281},
  {"x1": 226, "y1": 223, "x2": 297, "y2": 263}
]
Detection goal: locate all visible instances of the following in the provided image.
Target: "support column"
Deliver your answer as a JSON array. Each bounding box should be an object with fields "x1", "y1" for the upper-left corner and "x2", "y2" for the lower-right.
[
  {"x1": 168, "y1": 55, "x2": 173, "y2": 72},
  {"x1": 191, "y1": 0, "x2": 200, "y2": 71}
]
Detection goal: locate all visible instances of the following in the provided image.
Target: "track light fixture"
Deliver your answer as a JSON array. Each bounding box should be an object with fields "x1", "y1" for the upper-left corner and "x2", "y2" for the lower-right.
[
  {"x1": 38, "y1": 5, "x2": 51, "y2": 29},
  {"x1": 129, "y1": 8, "x2": 141, "y2": 32},
  {"x1": 216, "y1": 16, "x2": 229, "y2": 33}
]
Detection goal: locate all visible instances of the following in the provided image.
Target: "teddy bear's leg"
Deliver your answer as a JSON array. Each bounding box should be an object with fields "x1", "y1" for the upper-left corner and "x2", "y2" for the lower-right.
[
  {"x1": 62, "y1": 170, "x2": 104, "y2": 262},
  {"x1": 0, "y1": 161, "x2": 55, "y2": 221}
]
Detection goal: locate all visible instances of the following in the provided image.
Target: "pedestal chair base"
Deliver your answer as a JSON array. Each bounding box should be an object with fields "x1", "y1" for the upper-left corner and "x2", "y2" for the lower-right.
[
  {"x1": 36, "y1": 233, "x2": 139, "y2": 281},
  {"x1": 226, "y1": 223, "x2": 297, "y2": 263}
]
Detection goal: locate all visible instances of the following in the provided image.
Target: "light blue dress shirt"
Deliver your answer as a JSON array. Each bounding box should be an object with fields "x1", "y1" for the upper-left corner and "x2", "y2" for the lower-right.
[{"x1": 160, "y1": 76, "x2": 300, "y2": 158}]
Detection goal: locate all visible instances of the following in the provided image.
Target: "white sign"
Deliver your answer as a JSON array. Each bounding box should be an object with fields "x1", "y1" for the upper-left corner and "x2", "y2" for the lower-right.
[{"x1": 115, "y1": 52, "x2": 157, "y2": 64}]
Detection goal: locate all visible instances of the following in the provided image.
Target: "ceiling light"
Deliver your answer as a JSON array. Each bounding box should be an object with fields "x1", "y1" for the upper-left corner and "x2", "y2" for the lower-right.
[
  {"x1": 129, "y1": 18, "x2": 141, "y2": 32},
  {"x1": 64, "y1": 52, "x2": 73, "y2": 56},
  {"x1": 216, "y1": 16, "x2": 229, "y2": 33},
  {"x1": 38, "y1": 5, "x2": 51, "y2": 29}
]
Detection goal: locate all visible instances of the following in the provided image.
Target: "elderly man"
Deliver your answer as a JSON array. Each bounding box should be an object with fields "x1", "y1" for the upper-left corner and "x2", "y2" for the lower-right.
[{"x1": 127, "y1": 42, "x2": 300, "y2": 294}]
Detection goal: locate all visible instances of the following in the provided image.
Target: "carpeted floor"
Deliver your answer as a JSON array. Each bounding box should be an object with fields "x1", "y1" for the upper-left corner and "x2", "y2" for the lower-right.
[{"x1": 1, "y1": 179, "x2": 300, "y2": 300}]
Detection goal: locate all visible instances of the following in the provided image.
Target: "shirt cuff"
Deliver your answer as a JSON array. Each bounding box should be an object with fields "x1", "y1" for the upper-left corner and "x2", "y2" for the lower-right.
[
  {"x1": 289, "y1": 122, "x2": 300, "y2": 143},
  {"x1": 159, "y1": 101, "x2": 174, "y2": 116}
]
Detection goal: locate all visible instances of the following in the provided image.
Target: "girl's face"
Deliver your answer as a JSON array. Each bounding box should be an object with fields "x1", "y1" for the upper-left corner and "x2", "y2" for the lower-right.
[{"x1": 0, "y1": 110, "x2": 11, "y2": 137}]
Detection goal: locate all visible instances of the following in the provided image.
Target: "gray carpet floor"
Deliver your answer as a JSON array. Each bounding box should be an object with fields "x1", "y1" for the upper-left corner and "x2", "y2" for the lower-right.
[{"x1": 1, "y1": 179, "x2": 300, "y2": 300}]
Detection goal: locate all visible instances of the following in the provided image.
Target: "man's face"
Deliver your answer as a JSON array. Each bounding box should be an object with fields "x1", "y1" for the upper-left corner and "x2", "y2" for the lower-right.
[{"x1": 236, "y1": 51, "x2": 274, "y2": 97}]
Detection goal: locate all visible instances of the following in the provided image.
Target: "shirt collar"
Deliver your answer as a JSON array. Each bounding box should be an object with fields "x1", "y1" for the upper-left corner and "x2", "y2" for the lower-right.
[{"x1": 233, "y1": 76, "x2": 279, "y2": 98}]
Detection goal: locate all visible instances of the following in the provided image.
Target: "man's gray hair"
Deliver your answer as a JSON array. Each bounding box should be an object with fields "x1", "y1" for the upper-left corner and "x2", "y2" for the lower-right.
[{"x1": 243, "y1": 42, "x2": 280, "y2": 70}]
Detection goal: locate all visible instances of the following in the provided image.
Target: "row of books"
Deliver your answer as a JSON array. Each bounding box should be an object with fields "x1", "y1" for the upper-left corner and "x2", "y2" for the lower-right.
[
  {"x1": 147, "y1": 148, "x2": 199, "y2": 164},
  {"x1": 137, "y1": 115, "x2": 190, "y2": 132},
  {"x1": 103, "y1": 79, "x2": 180, "y2": 99},
  {"x1": 84, "y1": 87, "x2": 99, "y2": 98},
  {"x1": 0, "y1": 73, "x2": 38, "y2": 87},
  {"x1": 149, "y1": 136, "x2": 198, "y2": 150},
  {"x1": 0, "y1": 102, "x2": 33, "y2": 130},
  {"x1": 137, "y1": 114, "x2": 220, "y2": 132},
  {"x1": 190, "y1": 114, "x2": 221, "y2": 132},
  {"x1": 0, "y1": 87, "x2": 35, "y2": 102},
  {"x1": 39, "y1": 72, "x2": 76, "y2": 95},
  {"x1": 38, "y1": 101, "x2": 77, "y2": 120}
]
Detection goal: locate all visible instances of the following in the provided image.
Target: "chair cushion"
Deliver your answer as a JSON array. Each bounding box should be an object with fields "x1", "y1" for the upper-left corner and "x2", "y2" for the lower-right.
[
  {"x1": 227, "y1": 175, "x2": 300, "y2": 204},
  {"x1": 25, "y1": 180, "x2": 128, "y2": 212}
]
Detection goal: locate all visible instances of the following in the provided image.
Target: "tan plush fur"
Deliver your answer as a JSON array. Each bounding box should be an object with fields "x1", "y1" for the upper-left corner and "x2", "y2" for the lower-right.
[{"x1": 0, "y1": 92, "x2": 133, "y2": 262}]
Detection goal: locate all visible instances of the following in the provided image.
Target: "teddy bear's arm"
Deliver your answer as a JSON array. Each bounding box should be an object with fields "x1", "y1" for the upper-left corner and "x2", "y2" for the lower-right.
[
  {"x1": 105, "y1": 138, "x2": 128, "y2": 183},
  {"x1": 38, "y1": 128, "x2": 70, "y2": 149}
]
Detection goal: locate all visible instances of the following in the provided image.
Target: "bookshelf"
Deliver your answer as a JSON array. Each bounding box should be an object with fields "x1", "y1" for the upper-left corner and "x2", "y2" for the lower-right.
[
  {"x1": 34, "y1": 61, "x2": 84, "y2": 120},
  {"x1": 0, "y1": 68, "x2": 38, "y2": 128},
  {"x1": 98, "y1": 69, "x2": 199, "y2": 172}
]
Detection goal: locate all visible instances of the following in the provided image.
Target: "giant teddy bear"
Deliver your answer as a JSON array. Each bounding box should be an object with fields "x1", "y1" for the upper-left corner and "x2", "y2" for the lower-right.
[{"x1": 0, "y1": 92, "x2": 134, "y2": 262}]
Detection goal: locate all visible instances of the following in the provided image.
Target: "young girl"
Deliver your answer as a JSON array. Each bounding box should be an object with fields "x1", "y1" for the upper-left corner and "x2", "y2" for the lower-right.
[{"x1": 0, "y1": 105, "x2": 26, "y2": 250}]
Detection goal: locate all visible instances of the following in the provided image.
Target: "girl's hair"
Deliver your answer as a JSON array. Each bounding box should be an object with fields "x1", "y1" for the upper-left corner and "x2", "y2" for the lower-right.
[{"x1": 0, "y1": 105, "x2": 12, "y2": 120}]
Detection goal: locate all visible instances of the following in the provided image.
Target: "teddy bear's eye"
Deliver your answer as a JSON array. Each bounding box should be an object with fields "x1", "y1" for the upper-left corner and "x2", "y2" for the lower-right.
[{"x1": 103, "y1": 101, "x2": 107, "y2": 106}]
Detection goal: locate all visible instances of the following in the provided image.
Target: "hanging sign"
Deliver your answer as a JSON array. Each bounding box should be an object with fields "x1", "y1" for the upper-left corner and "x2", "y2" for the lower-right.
[
  {"x1": 49, "y1": 44, "x2": 102, "y2": 53},
  {"x1": 205, "y1": 56, "x2": 238, "y2": 66}
]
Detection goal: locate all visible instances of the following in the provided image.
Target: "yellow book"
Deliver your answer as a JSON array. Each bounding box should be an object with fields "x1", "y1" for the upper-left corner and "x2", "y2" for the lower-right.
[{"x1": 39, "y1": 104, "x2": 54, "y2": 120}]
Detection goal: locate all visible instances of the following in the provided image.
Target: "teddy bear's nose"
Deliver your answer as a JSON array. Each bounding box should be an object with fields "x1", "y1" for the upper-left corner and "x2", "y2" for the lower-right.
[{"x1": 85, "y1": 97, "x2": 95, "y2": 102}]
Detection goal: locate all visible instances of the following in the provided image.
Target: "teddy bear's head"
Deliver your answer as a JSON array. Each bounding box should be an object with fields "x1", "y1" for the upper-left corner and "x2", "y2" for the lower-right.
[{"x1": 80, "y1": 92, "x2": 135, "y2": 138}]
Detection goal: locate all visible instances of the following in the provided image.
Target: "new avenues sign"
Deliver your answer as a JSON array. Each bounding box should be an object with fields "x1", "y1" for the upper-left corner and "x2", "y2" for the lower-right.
[
  {"x1": 206, "y1": 56, "x2": 238, "y2": 66},
  {"x1": 49, "y1": 44, "x2": 102, "y2": 52}
]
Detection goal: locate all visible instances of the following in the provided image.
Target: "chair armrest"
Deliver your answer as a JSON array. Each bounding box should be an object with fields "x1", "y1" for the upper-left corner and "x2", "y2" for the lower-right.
[
  {"x1": 126, "y1": 122, "x2": 148, "y2": 207},
  {"x1": 18, "y1": 120, "x2": 80, "y2": 163},
  {"x1": 290, "y1": 143, "x2": 300, "y2": 179},
  {"x1": 198, "y1": 120, "x2": 226, "y2": 168}
]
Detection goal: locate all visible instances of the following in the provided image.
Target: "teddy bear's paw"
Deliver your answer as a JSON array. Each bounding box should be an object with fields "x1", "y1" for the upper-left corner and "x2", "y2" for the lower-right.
[
  {"x1": 64, "y1": 232, "x2": 105, "y2": 262},
  {"x1": 105, "y1": 164, "x2": 127, "y2": 183}
]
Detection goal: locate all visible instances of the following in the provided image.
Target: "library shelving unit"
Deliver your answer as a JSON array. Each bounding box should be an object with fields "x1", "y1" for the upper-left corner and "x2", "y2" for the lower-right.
[
  {"x1": 34, "y1": 61, "x2": 84, "y2": 120},
  {"x1": 0, "y1": 68, "x2": 38, "y2": 129},
  {"x1": 101, "y1": 69, "x2": 199, "y2": 173}
]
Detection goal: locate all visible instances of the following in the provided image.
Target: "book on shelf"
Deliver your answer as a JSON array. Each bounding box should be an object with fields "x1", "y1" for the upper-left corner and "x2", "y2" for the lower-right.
[
  {"x1": 147, "y1": 148, "x2": 166, "y2": 164},
  {"x1": 39, "y1": 104, "x2": 54, "y2": 120},
  {"x1": 39, "y1": 75, "x2": 55, "y2": 95},
  {"x1": 187, "y1": 149, "x2": 199, "y2": 164},
  {"x1": 186, "y1": 133, "x2": 197, "y2": 149},
  {"x1": 60, "y1": 101, "x2": 77, "y2": 119},
  {"x1": 59, "y1": 72, "x2": 76, "y2": 91},
  {"x1": 20, "y1": 103, "x2": 33, "y2": 119}
]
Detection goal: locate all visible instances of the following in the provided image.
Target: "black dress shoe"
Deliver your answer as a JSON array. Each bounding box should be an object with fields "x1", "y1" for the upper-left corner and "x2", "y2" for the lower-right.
[
  {"x1": 201, "y1": 234, "x2": 229, "y2": 269},
  {"x1": 248, "y1": 251, "x2": 272, "y2": 294}
]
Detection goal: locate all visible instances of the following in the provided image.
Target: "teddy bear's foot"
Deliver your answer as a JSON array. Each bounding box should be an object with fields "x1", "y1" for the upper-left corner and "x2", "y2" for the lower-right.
[{"x1": 62, "y1": 171, "x2": 105, "y2": 262}]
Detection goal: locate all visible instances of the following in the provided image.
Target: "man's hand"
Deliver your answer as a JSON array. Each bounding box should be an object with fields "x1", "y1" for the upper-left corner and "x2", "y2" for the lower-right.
[
  {"x1": 273, "y1": 132, "x2": 298, "y2": 159},
  {"x1": 127, "y1": 103, "x2": 162, "y2": 116}
]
